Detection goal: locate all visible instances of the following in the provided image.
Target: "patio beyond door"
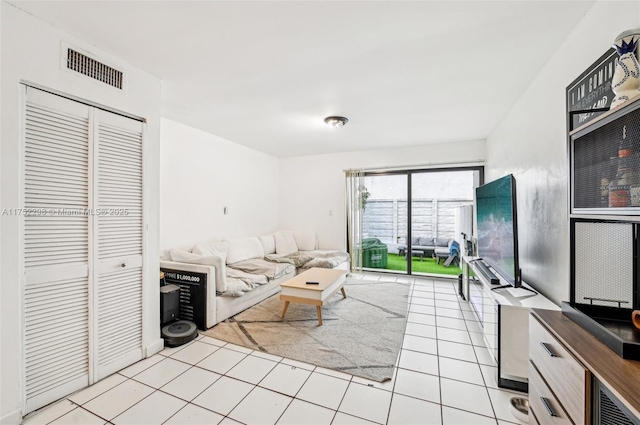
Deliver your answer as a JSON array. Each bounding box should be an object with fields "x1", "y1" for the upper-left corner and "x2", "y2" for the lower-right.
[
  {"x1": 361, "y1": 174, "x2": 407, "y2": 271},
  {"x1": 360, "y1": 168, "x2": 481, "y2": 276}
]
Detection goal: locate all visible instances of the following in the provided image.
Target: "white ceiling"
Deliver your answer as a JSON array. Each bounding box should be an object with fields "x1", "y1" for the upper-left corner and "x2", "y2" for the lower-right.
[{"x1": 11, "y1": 1, "x2": 594, "y2": 158}]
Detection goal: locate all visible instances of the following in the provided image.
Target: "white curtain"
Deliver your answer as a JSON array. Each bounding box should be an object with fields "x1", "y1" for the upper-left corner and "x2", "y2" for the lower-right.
[{"x1": 346, "y1": 170, "x2": 365, "y2": 272}]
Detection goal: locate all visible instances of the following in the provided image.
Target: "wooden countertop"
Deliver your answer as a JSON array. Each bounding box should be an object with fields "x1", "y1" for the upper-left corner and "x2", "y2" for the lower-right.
[{"x1": 532, "y1": 308, "x2": 640, "y2": 419}]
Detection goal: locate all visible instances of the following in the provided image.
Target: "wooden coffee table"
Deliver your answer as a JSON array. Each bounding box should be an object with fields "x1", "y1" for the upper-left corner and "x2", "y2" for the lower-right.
[{"x1": 280, "y1": 267, "x2": 348, "y2": 326}]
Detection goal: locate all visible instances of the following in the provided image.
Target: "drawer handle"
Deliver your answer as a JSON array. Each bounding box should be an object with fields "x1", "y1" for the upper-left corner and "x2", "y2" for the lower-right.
[
  {"x1": 121, "y1": 263, "x2": 126, "y2": 268},
  {"x1": 540, "y1": 342, "x2": 557, "y2": 357},
  {"x1": 541, "y1": 397, "x2": 557, "y2": 417}
]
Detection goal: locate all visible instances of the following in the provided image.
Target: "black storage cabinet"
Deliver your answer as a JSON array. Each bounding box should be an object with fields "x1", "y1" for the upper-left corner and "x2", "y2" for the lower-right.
[
  {"x1": 567, "y1": 96, "x2": 640, "y2": 360},
  {"x1": 160, "y1": 268, "x2": 208, "y2": 330}
]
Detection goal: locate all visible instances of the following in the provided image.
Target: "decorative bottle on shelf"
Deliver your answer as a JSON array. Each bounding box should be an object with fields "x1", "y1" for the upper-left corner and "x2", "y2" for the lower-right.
[
  {"x1": 600, "y1": 157, "x2": 616, "y2": 207},
  {"x1": 609, "y1": 123, "x2": 634, "y2": 207}
]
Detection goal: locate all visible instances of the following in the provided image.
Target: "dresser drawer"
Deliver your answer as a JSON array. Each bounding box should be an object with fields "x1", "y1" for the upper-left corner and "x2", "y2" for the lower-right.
[
  {"x1": 529, "y1": 315, "x2": 589, "y2": 424},
  {"x1": 529, "y1": 363, "x2": 572, "y2": 425}
]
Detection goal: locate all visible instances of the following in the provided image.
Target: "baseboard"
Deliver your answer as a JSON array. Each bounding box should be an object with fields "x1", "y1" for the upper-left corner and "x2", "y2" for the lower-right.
[
  {"x1": 498, "y1": 377, "x2": 528, "y2": 393},
  {"x1": 0, "y1": 408, "x2": 23, "y2": 425},
  {"x1": 146, "y1": 338, "x2": 165, "y2": 357}
]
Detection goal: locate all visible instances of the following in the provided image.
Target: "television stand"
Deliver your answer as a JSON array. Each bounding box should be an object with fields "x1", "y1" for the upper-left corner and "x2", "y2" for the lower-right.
[
  {"x1": 491, "y1": 284, "x2": 538, "y2": 295},
  {"x1": 490, "y1": 284, "x2": 511, "y2": 291},
  {"x1": 470, "y1": 259, "x2": 500, "y2": 284},
  {"x1": 461, "y1": 255, "x2": 558, "y2": 392}
]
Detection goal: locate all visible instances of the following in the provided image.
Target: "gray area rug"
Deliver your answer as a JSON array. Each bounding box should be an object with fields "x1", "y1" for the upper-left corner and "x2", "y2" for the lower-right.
[{"x1": 203, "y1": 278, "x2": 410, "y2": 382}]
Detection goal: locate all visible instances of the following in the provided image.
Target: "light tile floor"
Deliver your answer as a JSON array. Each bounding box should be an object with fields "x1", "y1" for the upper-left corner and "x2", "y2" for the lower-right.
[{"x1": 23, "y1": 274, "x2": 527, "y2": 425}]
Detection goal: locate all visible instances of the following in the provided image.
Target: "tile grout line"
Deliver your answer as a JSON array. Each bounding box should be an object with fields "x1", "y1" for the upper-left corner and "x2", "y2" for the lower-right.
[
  {"x1": 160, "y1": 402, "x2": 192, "y2": 425},
  {"x1": 138, "y1": 349, "x2": 279, "y2": 422},
  {"x1": 283, "y1": 359, "x2": 318, "y2": 405},
  {"x1": 220, "y1": 356, "x2": 297, "y2": 419},
  {"x1": 64, "y1": 376, "x2": 155, "y2": 423},
  {"x1": 430, "y1": 280, "x2": 446, "y2": 425},
  {"x1": 382, "y1": 279, "x2": 420, "y2": 424},
  {"x1": 37, "y1": 400, "x2": 80, "y2": 425},
  {"x1": 462, "y1": 281, "x2": 501, "y2": 424},
  {"x1": 104, "y1": 385, "x2": 163, "y2": 424},
  {"x1": 156, "y1": 363, "x2": 226, "y2": 405},
  {"x1": 35, "y1": 274, "x2": 519, "y2": 425}
]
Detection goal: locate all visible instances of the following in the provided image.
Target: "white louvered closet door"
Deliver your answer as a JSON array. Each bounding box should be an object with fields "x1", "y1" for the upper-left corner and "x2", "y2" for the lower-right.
[
  {"x1": 23, "y1": 87, "x2": 145, "y2": 413},
  {"x1": 23, "y1": 87, "x2": 91, "y2": 412},
  {"x1": 94, "y1": 109, "x2": 144, "y2": 379}
]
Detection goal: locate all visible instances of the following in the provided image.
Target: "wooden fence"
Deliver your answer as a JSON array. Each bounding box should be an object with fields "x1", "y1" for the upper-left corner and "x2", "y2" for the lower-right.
[{"x1": 362, "y1": 198, "x2": 471, "y2": 244}]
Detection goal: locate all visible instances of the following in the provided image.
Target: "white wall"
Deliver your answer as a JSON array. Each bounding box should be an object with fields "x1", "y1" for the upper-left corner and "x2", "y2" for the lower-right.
[
  {"x1": 159, "y1": 118, "x2": 281, "y2": 250},
  {"x1": 279, "y1": 140, "x2": 485, "y2": 250},
  {"x1": 485, "y1": 1, "x2": 640, "y2": 305},
  {"x1": 1, "y1": 3, "x2": 162, "y2": 422}
]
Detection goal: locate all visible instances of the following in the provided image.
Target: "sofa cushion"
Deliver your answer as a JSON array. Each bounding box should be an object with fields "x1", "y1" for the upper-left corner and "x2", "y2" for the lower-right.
[
  {"x1": 303, "y1": 250, "x2": 350, "y2": 269},
  {"x1": 411, "y1": 236, "x2": 420, "y2": 245},
  {"x1": 229, "y1": 258, "x2": 294, "y2": 280},
  {"x1": 294, "y1": 231, "x2": 316, "y2": 251},
  {"x1": 435, "y1": 238, "x2": 450, "y2": 247},
  {"x1": 160, "y1": 249, "x2": 172, "y2": 261},
  {"x1": 169, "y1": 248, "x2": 227, "y2": 293},
  {"x1": 222, "y1": 268, "x2": 269, "y2": 297},
  {"x1": 259, "y1": 235, "x2": 276, "y2": 255},
  {"x1": 418, "y1": 237, "x2": 435, "y2": 247},
  {"x1": 226, "y1": 237, "x2": 265, "y2": 265},
  {"x1": 274, "y1": 230, "x2": 298, "y2": 255},
  {"x1": 227, "y1": 267, "x2": 268, "y2": 285},
  {"x1": 193, "y1": 241, "x2": 228, "y2": 262}
]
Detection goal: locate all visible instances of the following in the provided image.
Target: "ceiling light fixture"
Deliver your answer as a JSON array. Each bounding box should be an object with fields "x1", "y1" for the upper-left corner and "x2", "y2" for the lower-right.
[{"x1": 324, "y1": 116, "x2": 349, "y2": 128}]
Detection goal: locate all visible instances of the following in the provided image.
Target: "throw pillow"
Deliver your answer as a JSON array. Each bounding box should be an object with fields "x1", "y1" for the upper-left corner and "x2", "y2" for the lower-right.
[
  {"x1": 169, "y1": 249, "x2": 227, "y2": 293},
  {"x1": 259, "y1": 235, "x2": 276, "y2": 255},
  {"x1": 160, "y1": 249, "x2": 172, "y2": 261},
  {"x1": 274, "y1": 230, "x2": 298, "y2": 255},
  {"x1": 225, "y1": 237, "x2": 265, "y2": 264},
  {"x1": 193, "y1": 241, "x2": 228, "y2": 263}
]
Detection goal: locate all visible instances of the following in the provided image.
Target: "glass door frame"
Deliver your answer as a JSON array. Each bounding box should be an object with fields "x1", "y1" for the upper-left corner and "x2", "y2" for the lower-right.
[{"x1": 362, "y1": 165, "x2": 484, "y2": 276}]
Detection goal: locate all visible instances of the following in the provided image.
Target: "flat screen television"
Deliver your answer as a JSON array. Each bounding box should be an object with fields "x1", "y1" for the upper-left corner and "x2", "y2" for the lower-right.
[{"x1": 475, "y1": 174, "x2": 521, "y2": 287}]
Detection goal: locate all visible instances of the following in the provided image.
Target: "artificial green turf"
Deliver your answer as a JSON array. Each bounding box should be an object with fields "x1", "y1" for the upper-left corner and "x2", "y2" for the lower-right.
[{"x1": 381, "y1": 253, "x2": 461, "y2": 276}]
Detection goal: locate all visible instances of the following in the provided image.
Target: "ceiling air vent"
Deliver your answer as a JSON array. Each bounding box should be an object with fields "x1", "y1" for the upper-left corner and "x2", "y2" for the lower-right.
[{"x1": 66, "y1": 48, "x2": 123, "y2": 89}]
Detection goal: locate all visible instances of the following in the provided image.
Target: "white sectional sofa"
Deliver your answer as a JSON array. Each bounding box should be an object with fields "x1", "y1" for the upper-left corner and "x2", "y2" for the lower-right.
[{"x1": 160, "y1": 230, "x2": 349, "y2": 329}]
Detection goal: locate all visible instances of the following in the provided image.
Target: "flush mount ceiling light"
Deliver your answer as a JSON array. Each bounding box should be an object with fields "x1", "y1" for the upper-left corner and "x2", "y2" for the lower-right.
[{"x1": 324, "y1": 116, "x2": 349, "y2": 128}]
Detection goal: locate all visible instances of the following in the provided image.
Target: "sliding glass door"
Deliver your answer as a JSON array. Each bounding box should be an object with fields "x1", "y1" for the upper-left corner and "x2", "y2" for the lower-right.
[
  {"x1": 354, "y1": 166, "x2": 482, "y2": 276},
  {"x1": 361, "y1": 173, "x2": 408, "y2": 272},
  {"x1": 409, "y1": 169, "x2": 480, "y2": 277}
]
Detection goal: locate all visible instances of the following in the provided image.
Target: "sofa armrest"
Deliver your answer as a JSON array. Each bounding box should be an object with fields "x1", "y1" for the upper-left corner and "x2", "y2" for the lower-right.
[
  {"x1": 160, "y1": 260, "x2": 217, "y2": 329},
  {"x1": 160, "y1": 260, "x2": 215, "y2": 275}
]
